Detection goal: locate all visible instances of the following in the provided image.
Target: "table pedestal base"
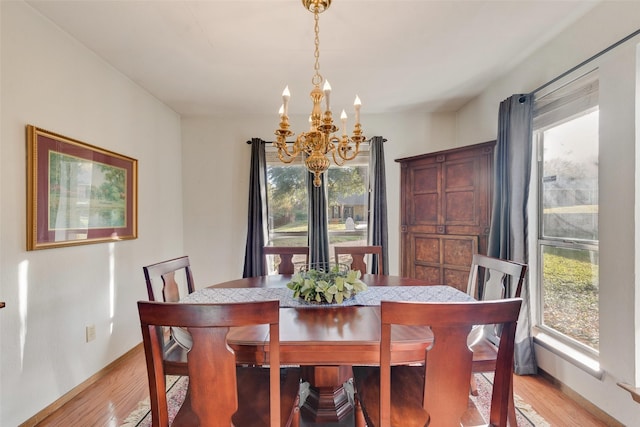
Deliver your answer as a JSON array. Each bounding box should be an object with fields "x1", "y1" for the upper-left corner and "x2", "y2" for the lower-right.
[{"x1": 300, "y1": 365, "x2": 353, "y2": 423}]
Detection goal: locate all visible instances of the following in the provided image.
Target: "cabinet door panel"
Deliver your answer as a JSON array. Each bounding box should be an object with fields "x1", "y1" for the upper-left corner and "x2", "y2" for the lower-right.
[
  {"x1": 412, "y1": 164, "x2": 439, "y2": 191},
  {"x1": 410, "y1": 164, "x2": 440, "y2": 225},
  {"x1": 442, "y1": 236, "x2": 477, "y2": 266},
  {"x1": 444, "y1": 267, "x2": 470, "y2": 292},
  {"x1": 443, "y1": 158, "x2": 481, "y2": 226},
  {"x1": 413, "y1": 194, "x2": 439, "y2": 224},
  {"x1": 444, "y1": 159, "x2": 476, "y2": 188},
  {"x1": 414, "y1": 265, "x2": 441, "y2": 284},
  {"x1": 414, "y1": 235, "x2": 440, "y2": 263},
  {"x1": 444, "y1": 191, "x2": 476, "y2": 224}
]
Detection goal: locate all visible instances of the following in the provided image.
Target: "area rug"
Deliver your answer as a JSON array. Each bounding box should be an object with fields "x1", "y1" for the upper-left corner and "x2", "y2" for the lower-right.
[
  {"x1": 122, "y1": 374, "x2": 548, "y2": 426},
  {"x1": 121, "y1": 375, "x2": 188, "y2": 427},
  {"x1": 472, "y1": 373, "x2": 550, "y2": 427}
]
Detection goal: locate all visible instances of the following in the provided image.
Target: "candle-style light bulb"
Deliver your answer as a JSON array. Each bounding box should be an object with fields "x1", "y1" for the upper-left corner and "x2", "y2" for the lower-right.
[
  {"x1": 340, "y1": 109, "x2": 348, "y2": 136},
  {"x1": 282, "y1": 86, "x2": 291, "y2": 116},
  {"x1": 278, "y1": 104, "x2": 284, "y2": 117},
  {"x1": 323, "y1": 80, "x2": 332, "y2": 112},
  {"x1": 354, "y1": 95, "x2": 362, "y2": 124}
]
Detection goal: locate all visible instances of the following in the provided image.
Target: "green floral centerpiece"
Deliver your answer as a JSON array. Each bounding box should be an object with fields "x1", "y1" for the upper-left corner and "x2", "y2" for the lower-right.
[{"x1": 287, "y1": 264, "x2": 368, "y2": 304}]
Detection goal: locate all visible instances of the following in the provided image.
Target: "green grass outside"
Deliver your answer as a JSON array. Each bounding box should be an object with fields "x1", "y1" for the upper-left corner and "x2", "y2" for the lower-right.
[
  {"x1": 543, "y1": 250, "x2": 599, "y2": 350},
  {"x1": 274, "y1": 220, "x2": 359, "y2": 232}
]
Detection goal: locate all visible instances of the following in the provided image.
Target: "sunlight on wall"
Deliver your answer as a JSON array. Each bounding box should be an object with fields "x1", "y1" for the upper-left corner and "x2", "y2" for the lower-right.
[
  {"x1": 109, "y1": 242, "x2": 115, "y2": 335},
  {"x1": 18, "y1": 260, "x2": 29, "y2": 369}
]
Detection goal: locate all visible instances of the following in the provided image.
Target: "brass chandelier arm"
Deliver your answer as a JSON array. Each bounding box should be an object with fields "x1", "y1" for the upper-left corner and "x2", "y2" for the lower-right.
[
  {"x1": 335, "y1": 142, "x2": 359, "y2": 162},
  {"x1": 275, "y1": 146, "x2": 300, "y2": 164}
]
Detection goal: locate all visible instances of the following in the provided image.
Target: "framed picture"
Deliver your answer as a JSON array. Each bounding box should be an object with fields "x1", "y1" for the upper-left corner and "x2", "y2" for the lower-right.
[{"x1": 27, "y1": 125, "x2": 138, "y2": 250}]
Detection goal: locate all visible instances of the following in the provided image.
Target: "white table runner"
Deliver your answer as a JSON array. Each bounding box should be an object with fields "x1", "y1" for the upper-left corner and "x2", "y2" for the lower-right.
[{"x1": 182, "y1": 285, "x2": 473, "y2": 307}]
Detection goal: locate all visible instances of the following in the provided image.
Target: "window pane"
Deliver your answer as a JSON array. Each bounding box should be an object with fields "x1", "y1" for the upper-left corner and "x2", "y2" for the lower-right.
[
  {"x1": 327, "y1": 164, "x2": 369, "y2": 263},
  {"x1": 266, "y1": 164, "x2": 308, "y2": 247},
  {"x1": 327, "y1": 165, "x2": 368, "y2": 242},
  {"x1": 541, "y1": 110, "x2": 599, "y2": 241},
  {"x1": 541, "y1": 245, "x2": 599, "y2": 350}
]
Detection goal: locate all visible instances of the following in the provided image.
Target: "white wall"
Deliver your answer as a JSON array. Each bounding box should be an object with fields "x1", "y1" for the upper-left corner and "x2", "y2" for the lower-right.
[
  {"x1": 0, "y1": 2, "x2": 184, "y2": 424},
  {"x1": 181, "y1": 111, "x2": 457, "y2": 282},
  {"x1": 456, "y1": 2, "x2": 640, "y2": 424}
]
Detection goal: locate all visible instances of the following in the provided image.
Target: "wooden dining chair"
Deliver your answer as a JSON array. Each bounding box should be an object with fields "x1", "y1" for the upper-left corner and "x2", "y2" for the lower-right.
[
  {"x1": 334, "y1": 245, "x2": 383, "y2": 275},
  {"x1": 467, "y1": 254, "x2": 527, "y2": 425},
  {"x1": 352, "y1": 298, "x2": 522, "y2": 427},
  {"x1": 466, "y1": 254, "x2": 528, "y2": 301},
  {"x1": 142, "y1": 256, "x2": 196, "y2": 376},
  {"x1": 138, "y1": 300, "x2": 301, "y2": 427},
  {"x1": 264, "y1": 246, "x2": 309, "y2": 274}
]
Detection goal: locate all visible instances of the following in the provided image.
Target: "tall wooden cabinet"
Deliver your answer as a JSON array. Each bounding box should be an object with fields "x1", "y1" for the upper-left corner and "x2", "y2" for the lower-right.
[{"x1": 396, "y1": 141, "x2": 495, "y2": 292}]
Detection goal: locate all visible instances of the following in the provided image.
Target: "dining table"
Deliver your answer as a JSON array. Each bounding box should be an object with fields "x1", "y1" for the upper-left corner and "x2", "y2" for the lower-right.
[{"x1": 181, "y1": 274, "x2": 474, "y2": 423}]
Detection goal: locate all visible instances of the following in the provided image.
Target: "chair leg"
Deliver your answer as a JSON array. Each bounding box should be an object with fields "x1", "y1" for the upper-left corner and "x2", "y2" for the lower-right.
[
  {"x1": 290, "y1": 405, "x2": 301, "y2": 427},
  {"x1": 507, "y1": 380, "x2": 517, "y2": 427},
  {"x1": 354, "y1": 393, "x2": 367, "y2": 427},
  {"x1": 287, "y1": 389, "x2": 301, "y2": 427},
  {"x1": 470, "y1": 374, "x2": 479, "y2": 396}
]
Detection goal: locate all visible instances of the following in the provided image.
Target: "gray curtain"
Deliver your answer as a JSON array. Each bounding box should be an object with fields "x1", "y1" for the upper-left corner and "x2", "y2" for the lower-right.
[
  {"x1": 488, "y1": 94, "x2": 537, "y2": 375},
  {"x1": 368, "y1": 136, "x2": 389, "y2": 275},
  {"x1": 242, "y1": 138, "x2": 268, "y2": 277},
  {"x1": 308, "y1": 172, "x2": 330, "y2": 271}
]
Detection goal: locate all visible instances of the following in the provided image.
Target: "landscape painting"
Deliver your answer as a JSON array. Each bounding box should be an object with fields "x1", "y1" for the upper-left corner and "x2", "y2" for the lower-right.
[{"x1": 27, "y1": 125, "x2": 137, "y2": 250}]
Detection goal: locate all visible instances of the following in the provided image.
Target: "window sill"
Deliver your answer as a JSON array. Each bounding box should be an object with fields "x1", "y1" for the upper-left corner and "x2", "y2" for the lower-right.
[{"x1": 533, "y1": 329, "x2": 604, "y2": 380}]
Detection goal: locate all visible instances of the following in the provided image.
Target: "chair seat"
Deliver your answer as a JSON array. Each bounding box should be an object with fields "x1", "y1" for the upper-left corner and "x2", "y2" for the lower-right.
[
  {"x1": 471, "y1": 338, "x2": 499, "y2": 372},
  {"x1": 163, "y1": 339, "x2": 189, "y2": 376},
  {"x1": 353, "y1": 365, "x2": 429, "y2": 427}
]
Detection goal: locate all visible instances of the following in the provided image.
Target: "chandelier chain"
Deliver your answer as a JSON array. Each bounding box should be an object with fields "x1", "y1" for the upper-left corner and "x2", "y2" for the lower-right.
[{"x1": 312, "y1": 6, "x2": 322, "y2": 86}]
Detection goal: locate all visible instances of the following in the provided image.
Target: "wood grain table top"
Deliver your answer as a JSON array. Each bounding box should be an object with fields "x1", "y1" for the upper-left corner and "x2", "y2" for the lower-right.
[{"x1": 181, "y1": 274, "x2": 473, "y2": 366}]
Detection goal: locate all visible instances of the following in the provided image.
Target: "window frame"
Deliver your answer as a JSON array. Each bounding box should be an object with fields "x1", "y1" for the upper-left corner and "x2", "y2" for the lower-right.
[
  {"x1": 531, "y1": 69, "x2": 601, "y2": 367},
  {"x1": 264, "y1": 143, "x2": 371, "y2": 261}
]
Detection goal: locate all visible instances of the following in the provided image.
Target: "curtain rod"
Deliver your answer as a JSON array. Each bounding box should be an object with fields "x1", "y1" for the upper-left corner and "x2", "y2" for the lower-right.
[
  {"x1": 246, "y1": 137, "x2": 386, "y2": 144},
  {"x1": 529, "y1": 28, "x2": 640, "y2": 95}
]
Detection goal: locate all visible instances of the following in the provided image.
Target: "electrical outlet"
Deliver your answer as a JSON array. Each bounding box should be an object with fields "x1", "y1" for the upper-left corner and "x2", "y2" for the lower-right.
[{"x1": 86, "y1": 325, "x2": 96, "y2": 342}]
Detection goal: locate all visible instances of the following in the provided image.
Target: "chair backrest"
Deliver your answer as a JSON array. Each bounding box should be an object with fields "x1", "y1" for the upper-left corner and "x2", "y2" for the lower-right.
[
  {"x1": 264, "y1": 246, "x2": 309, "y2": 274},
  {"x1": 138, "y1": 300, "x2": 282, "y2": 427},
  {"x1": 143, "y1": 256, "x2": 195, "y2": 302},
  {"x1": 334, "y1": 245, "x2": 383, "y2": 275},
  {"x1": 379, "y1": 298, "x2": 522, "y2": 427},
  {"x1": 466, "y1": 254, "x2": 528, "y2": 300}
]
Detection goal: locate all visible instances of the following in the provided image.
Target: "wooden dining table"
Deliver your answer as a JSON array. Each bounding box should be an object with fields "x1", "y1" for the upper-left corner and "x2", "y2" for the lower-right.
[{"x1": 181, "y1": 274, "x2": 473, "y2": 423}]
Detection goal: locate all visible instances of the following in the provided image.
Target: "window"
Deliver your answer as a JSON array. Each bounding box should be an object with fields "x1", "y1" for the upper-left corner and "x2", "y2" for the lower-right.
[
  {"x1": 533, "y1": 69, "x2": 599, "y2": 355},
  {"x1": 266, "y1": 150, "x2": 308, "y2": 248},
  {"x1": 265, "y1": 145, "x2": 369, "y2": 265}
]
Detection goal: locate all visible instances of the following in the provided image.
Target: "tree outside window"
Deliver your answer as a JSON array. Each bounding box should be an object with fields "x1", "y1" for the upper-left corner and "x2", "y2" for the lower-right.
[{"x1": 265, "y1": 147, "x2": 369, "y2": 267}]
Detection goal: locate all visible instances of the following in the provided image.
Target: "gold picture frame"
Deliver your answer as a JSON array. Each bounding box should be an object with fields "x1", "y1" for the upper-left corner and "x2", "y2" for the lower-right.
[{"x1": 27, "y1": 125, "x2": 138, "y2": 250}]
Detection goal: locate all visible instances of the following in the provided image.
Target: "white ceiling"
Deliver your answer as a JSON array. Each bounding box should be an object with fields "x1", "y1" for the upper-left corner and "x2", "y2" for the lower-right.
[{"x1": 26, "y1": 0, "x2": 599, "y2": 116}]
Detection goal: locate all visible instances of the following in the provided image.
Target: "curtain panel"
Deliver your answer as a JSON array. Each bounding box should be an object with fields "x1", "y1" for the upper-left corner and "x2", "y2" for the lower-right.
[
  {"x1": 368, "y1": 136, "x2": 389, "y2": 275},
  {"x1": 242, "y1": 138, "x2": 268, "y2": 278},
  {"x1": 488, "y1": 94, "x2": 537, "y2": 375},
  {"x1": 308, "y1": 172, "x2": 330, "y2": 270}
]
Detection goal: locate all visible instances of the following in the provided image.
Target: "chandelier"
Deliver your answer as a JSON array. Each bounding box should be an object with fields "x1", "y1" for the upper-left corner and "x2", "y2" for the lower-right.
[{"x1": 274, "y1": 0, "x2": 365, "y2": 187}]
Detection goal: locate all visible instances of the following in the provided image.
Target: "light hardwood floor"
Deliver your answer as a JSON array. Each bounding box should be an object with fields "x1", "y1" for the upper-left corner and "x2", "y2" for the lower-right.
[{"x1": 30, "y1": 344, "x2": 613, "y2": 426}]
